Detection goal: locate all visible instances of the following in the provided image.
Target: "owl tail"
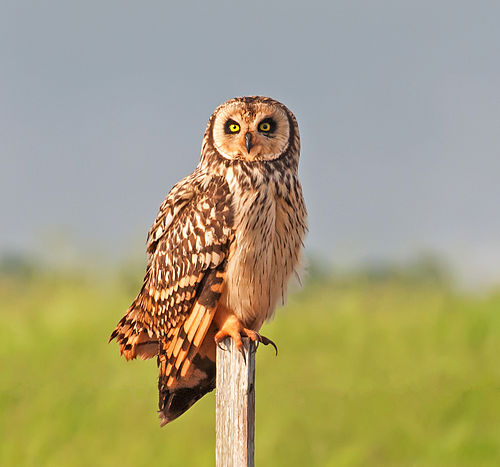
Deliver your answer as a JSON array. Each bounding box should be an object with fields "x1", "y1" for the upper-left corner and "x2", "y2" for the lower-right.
[
  {"x1": 157, "y1": 323, "x2": 217, "y2": 425},
  {"x1": 157, "y1": 267, "x2": 225, "y2": 425}
]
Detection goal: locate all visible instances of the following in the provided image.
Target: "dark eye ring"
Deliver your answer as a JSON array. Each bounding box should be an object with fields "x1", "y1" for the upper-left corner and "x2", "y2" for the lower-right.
[{"x1": 258, "y1": 118, "x2": 276, "y2": 133}]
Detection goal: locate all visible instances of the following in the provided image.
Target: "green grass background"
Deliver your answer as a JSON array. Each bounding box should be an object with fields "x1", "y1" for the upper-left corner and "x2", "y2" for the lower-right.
[{"x1": 1, "y1": 267, "x2": 500, "y2": 466}]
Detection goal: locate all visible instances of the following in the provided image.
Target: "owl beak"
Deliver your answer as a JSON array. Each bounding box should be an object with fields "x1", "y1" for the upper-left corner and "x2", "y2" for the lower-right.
[{"x1": 245, "y1": 132, "x2": 253, "y2": 152}]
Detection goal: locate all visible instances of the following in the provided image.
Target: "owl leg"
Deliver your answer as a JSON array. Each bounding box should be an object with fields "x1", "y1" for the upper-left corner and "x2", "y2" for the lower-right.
[{"x1": 213, "y1": 305, "x2": 278, "y2": 355}]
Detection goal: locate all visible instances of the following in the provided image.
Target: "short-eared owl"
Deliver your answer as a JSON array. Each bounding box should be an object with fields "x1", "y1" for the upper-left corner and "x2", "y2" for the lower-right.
[{"x1": 110, "y1": 96, "x2": 307, "y2": 425}]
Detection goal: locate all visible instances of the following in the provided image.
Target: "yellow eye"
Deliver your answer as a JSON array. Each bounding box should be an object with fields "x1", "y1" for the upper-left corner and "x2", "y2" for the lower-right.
[
  {"x1": 259, "y1": 122, "x2": 271, "y2": 132},
  {"x1": 225, "y1": 119, "x2": 241, "y2": 134}
]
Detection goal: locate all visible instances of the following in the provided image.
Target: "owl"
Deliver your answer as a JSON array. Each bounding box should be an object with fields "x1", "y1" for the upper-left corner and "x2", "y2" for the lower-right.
[{"x1": 110, "y1": 96, "x2": 307, "y2": 425}]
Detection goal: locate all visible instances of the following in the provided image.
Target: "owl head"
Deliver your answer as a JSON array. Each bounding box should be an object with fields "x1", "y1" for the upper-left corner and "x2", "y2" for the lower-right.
[{"x1": 201, "y1": 96, "x2": 299, "y2": 165}]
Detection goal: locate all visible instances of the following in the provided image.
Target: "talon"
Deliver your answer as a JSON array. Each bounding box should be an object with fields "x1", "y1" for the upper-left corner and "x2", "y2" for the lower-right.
[
  {"x1": 259, "y1": 335, "x2": 278, "y2": 356},
  {"x1": 216, "y1": 340, "x2": 226, "y2": 352}
]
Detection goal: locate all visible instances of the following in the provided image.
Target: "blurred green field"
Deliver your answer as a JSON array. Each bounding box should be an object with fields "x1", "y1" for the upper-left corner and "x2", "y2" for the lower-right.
[{"x1": 1, "y1": 268, "x2": 500, "y2": 466}]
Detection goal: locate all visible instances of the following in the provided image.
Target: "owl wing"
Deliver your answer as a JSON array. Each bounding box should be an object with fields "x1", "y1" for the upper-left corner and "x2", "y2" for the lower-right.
[{"x1": 110, "y1": 169, "x2": 233, "y2": 364}]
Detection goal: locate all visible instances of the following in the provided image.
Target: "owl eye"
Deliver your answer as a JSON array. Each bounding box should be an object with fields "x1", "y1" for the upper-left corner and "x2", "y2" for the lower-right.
[
  {"x1": 258, "y1": 118, "x2": 276, "y2": 133},
  {"x1": 224, "y1": 119, "x2": 241, "y2": 134}
]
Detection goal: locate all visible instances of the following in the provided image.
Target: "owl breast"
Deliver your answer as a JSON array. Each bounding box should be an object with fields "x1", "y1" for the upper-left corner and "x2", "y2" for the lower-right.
[{"x1": 220, "y1": 165, "x2": 306, "y2": 330}]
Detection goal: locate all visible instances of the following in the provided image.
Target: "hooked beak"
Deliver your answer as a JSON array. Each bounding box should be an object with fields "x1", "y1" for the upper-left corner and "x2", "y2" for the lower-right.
[{"x1": 245, "y1": 132, "x2": 252, "y2": 152}]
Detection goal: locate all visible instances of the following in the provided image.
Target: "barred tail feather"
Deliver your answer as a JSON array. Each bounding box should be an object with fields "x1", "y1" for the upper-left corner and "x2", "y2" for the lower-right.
[
  {"x1": 157, "y1": 268, "x2": 224, "y2": 425},
  {"x1": 157, "y1": 324, "x2": 217, "y2": 426}
]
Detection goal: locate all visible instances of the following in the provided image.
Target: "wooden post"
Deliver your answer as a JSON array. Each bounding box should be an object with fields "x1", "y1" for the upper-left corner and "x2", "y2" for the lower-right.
[{"x1": 216, "y1": 337, "x2": 256, "y2": 467}]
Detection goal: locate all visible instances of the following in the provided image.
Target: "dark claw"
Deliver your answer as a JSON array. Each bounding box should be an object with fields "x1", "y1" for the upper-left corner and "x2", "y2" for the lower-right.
[
  {"x1": 216, "y1": 340, "x2": 227, "y2": 352},
  {"x1": 259, "y1": 335, "x2": 278, "y2": 356}
]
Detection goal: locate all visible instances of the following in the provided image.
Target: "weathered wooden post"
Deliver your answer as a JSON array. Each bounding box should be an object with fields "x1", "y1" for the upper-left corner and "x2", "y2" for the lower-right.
[{"x1": 216, "y1": 337, "x2": 256, "y2": 467}]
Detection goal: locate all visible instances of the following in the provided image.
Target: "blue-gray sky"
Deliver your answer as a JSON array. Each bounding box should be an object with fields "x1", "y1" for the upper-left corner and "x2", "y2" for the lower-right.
[{"x1": 1, "y1": 1, "x2": 499, "y2": 285}]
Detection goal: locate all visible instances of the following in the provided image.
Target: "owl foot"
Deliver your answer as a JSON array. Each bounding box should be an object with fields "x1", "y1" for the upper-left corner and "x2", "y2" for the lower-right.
[
  {"x1": 214, "y1": 315, "x2": 248, "y2": 352},
  {"x1": 214, "y1": 306, "x2": 278, "y2": 361},
  {"x1": 214, "y1": 318, "x2": 278, "y2": 358}
]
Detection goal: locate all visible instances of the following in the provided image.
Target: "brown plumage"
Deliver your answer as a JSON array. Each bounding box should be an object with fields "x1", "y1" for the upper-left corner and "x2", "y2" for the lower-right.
[{"x1": 110, "y1": 96, "x2": 307, "y2": 425}]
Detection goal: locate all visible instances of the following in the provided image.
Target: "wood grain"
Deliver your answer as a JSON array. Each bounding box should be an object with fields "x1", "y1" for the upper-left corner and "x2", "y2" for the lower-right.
[{"x1": 216, "y1": 337, "x2": 255, "y2": 467}]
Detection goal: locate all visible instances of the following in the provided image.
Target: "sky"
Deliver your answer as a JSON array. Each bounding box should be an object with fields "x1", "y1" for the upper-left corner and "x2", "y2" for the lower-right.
[{"x1": 1, "y1": 1, "x2": 499, "y2": 286}]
